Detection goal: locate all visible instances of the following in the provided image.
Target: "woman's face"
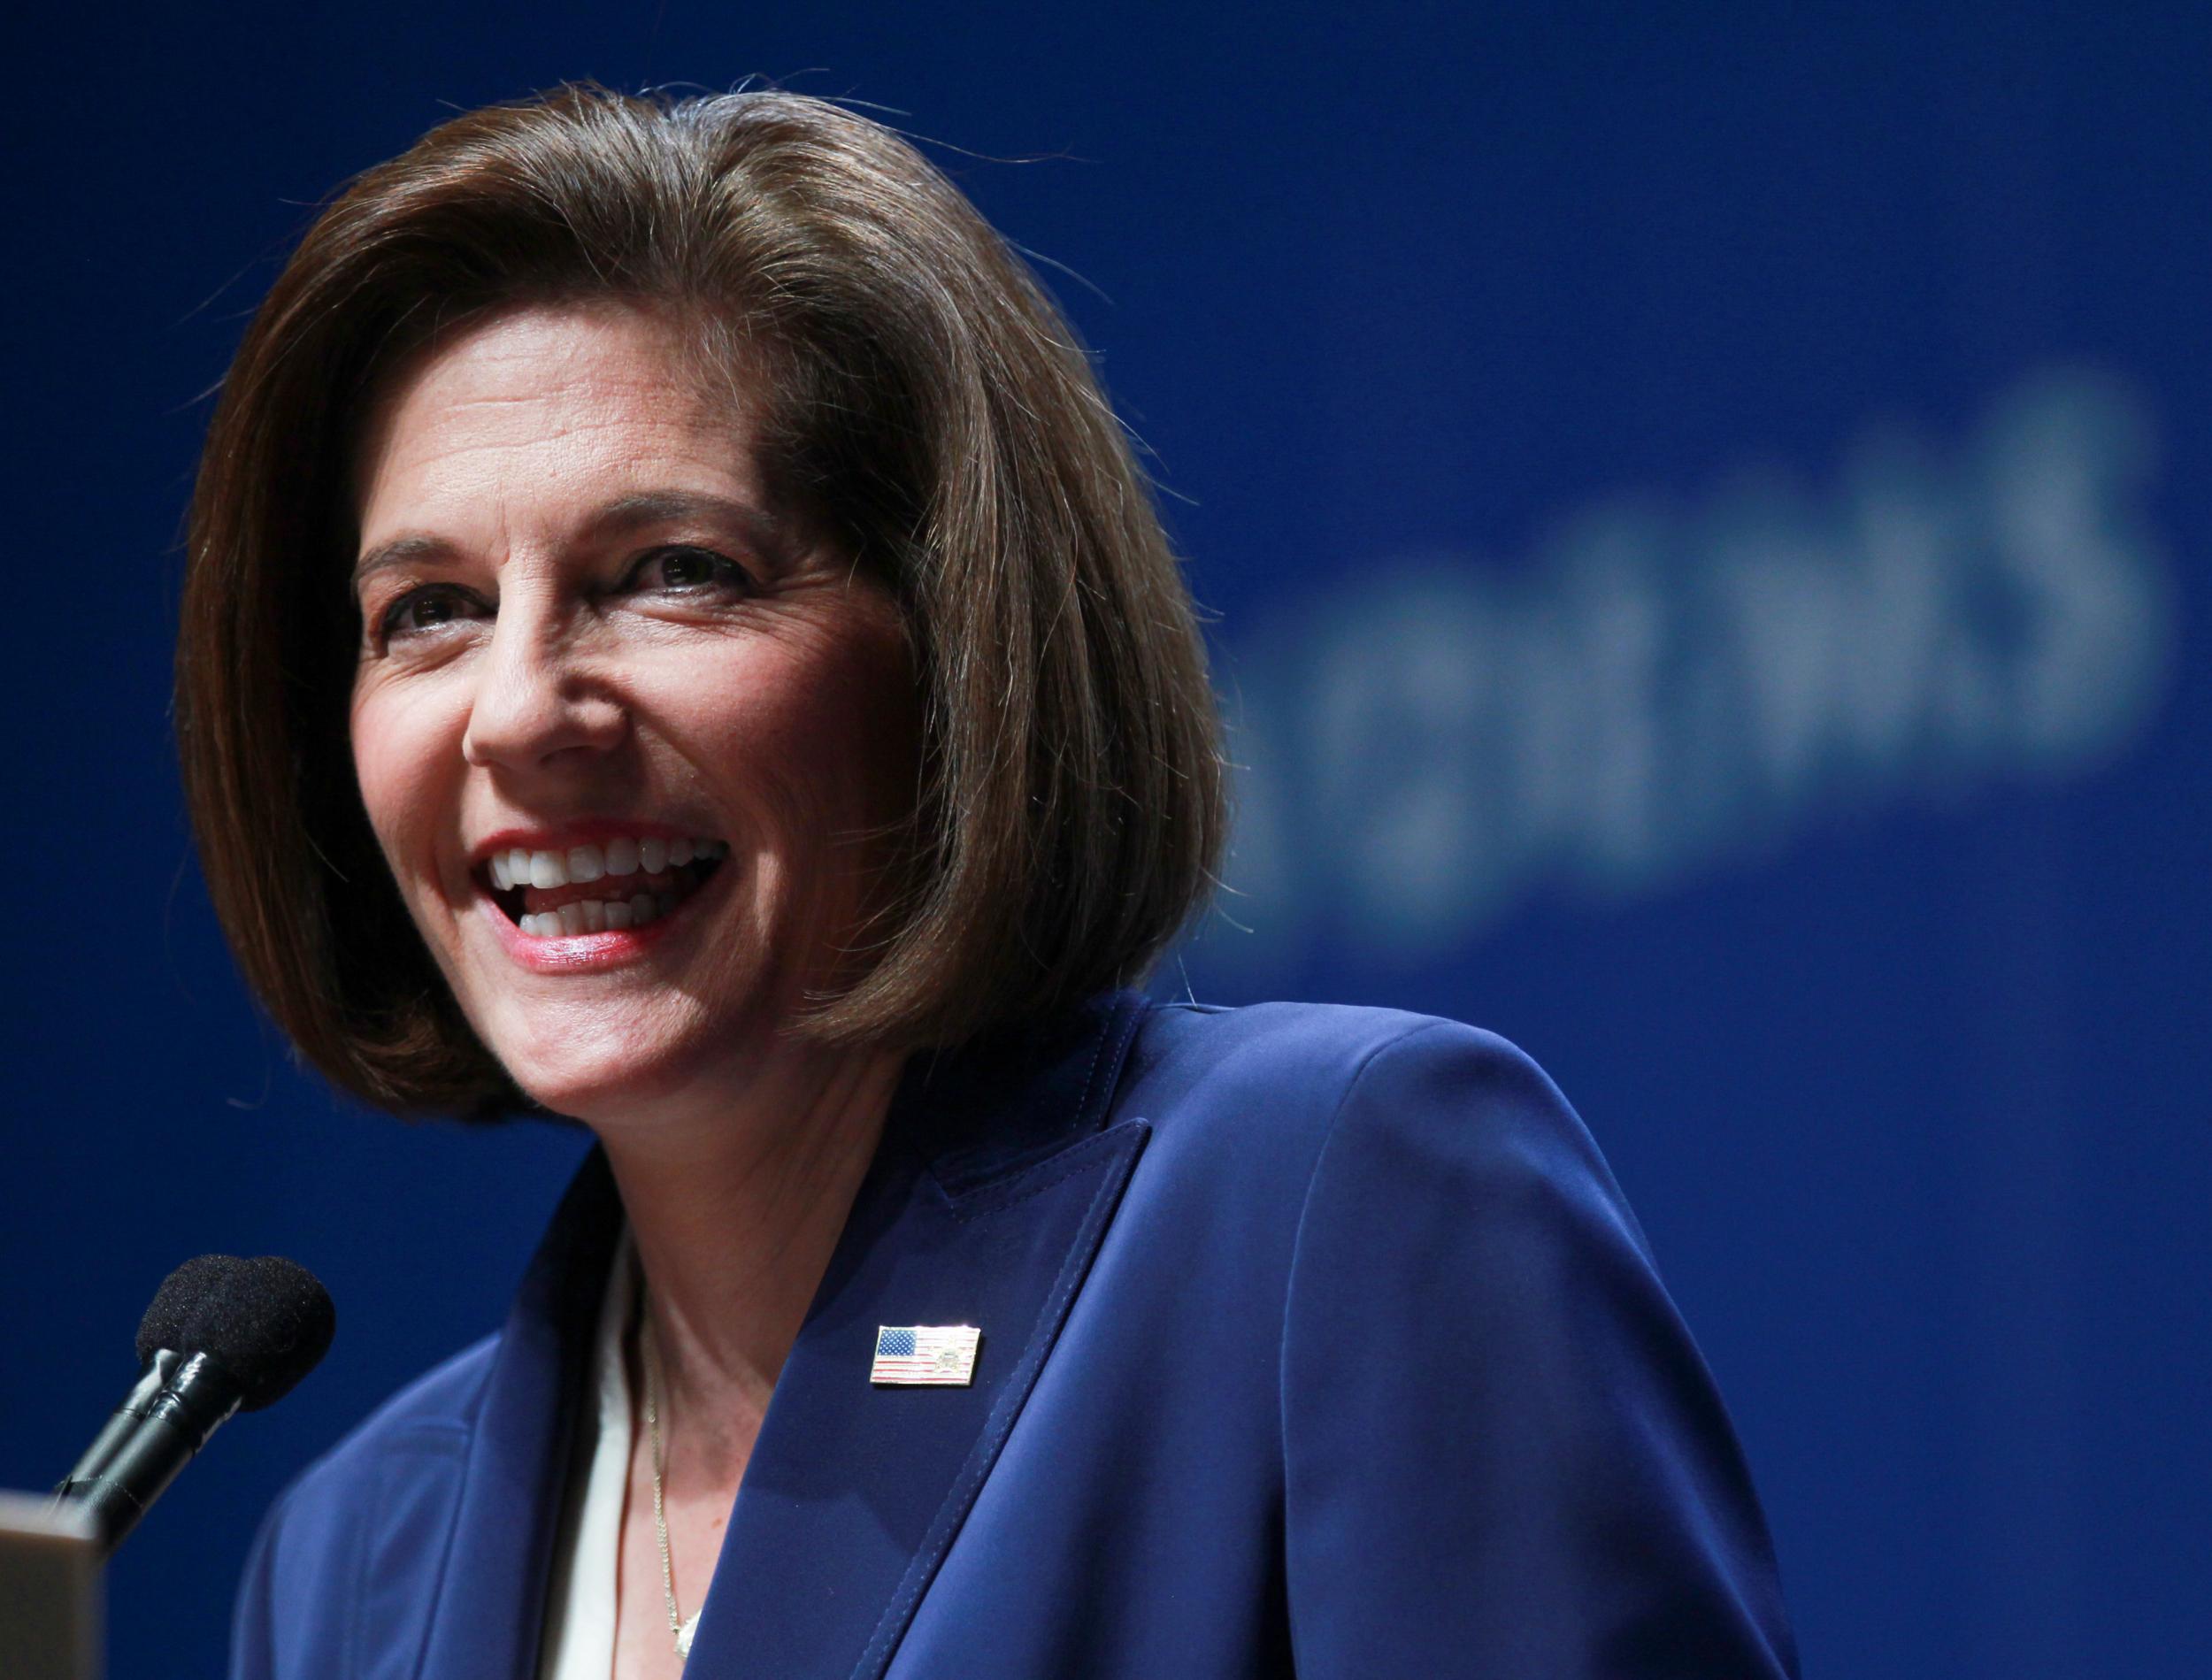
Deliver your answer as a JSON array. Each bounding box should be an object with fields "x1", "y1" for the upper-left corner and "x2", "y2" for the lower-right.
[{"x1": 349, "y1": 303, "x2": 918, "y2": 1122}]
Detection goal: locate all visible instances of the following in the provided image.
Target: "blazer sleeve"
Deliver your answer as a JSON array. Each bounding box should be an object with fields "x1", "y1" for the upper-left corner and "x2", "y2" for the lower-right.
[
  {"x1": 1279, "y1": 1020, "x2": 1800, "y2": 1678},
  {"x1": 229, "y1": 1484, "x2": 294, "y2": 1680}
]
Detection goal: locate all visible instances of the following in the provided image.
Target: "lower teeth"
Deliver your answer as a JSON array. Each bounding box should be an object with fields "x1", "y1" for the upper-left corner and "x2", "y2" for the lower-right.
[
  {"x1": 512, "y1": 862, "x2": 709, "y2": 939},
  {"x1": 520, "y1": 889, "x2": 671, "y2": 938}
]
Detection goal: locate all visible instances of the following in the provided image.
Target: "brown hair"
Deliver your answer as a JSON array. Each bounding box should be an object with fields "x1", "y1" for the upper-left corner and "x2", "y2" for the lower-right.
[{"x1": 176, "y1": 83, "x2": 1225, "y2": 1118}]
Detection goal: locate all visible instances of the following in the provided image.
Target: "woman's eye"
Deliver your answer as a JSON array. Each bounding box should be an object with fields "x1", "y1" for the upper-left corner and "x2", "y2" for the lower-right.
[
  {"x1": 379, "y1": 584, "x2": 486, "y2": 642},
  {"x1": 628, "y1": 545, "x2": 753, "y2": 596}
]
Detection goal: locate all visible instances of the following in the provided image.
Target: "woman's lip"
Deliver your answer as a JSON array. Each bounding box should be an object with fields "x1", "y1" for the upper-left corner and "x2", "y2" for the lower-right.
[{"x1": 476, "y1": 856, "x2": 731, "y2": 971}]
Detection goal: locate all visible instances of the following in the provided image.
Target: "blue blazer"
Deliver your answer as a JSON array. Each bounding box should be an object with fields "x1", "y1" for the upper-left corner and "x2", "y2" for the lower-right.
[{"x1": 231, "y1": 993, "x2": 1801, "y2": 1678}]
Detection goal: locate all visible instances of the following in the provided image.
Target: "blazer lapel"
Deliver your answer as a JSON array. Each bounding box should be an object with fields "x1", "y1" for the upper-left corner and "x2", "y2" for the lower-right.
[
  {"x1": 408, "y1": 990, "x2": 1150, "y2": 1680},
  {"x1": 685, "y1": 990, "x2": 1151, "y2": 1680},
  {"x1": 412, "y1": 1145, "x2": 622, "y2": 1680}
]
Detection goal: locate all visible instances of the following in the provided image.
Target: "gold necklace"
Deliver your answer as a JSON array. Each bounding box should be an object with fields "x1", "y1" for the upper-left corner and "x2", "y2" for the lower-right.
[{"x1": 640, "y1": 1306, "x2": 702, "y2": 1661}]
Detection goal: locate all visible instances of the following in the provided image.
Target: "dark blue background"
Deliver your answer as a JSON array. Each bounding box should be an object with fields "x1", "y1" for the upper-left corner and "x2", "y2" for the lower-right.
[{"x1": 5, "y1": 4, "x2": 2208, "y2": 1676}]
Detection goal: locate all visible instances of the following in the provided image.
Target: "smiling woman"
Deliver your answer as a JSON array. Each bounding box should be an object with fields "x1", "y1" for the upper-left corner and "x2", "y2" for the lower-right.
[
  {"x1": 179, "y1": 84, "x2": 1799, "y2": 1680},
  {"x1": 179, "y1": 87, "x2": 1220, "y2": 1124}
]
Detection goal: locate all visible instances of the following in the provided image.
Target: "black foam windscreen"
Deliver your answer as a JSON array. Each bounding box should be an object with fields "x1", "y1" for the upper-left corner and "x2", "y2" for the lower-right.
[
  {"x1": 134, "y1": 1254, "x2": 336, "y2": 1411},
  {"x1": 134, "y1": 1266, "x2": 196, "y2": 1362}
]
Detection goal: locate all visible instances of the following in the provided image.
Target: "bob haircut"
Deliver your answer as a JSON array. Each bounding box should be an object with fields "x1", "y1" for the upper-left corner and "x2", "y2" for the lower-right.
[{"x1": 176, "y1": 83, "x2": 1225, "y2": 1120}]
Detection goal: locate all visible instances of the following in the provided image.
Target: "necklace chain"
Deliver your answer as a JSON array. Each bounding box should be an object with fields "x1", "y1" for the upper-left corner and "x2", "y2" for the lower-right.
[{"x1": 640, "y1": 1303, "x2": 699, "y2": 1662}]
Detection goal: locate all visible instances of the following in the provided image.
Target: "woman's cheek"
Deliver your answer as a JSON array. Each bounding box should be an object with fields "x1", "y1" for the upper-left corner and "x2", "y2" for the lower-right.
[{"x1": 349, "y1": 682, "x2": 466, "y2": 888}]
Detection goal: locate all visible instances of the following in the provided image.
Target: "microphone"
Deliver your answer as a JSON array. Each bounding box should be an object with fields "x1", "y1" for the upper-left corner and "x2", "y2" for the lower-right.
[{"x1": 55, "y1": 1254, "x2": 335, "y2": 1558}]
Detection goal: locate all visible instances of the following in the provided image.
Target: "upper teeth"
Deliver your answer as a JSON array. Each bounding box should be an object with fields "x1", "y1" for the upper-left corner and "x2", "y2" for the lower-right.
[{"x1": 488, "y1": 837, "x2": 726, "y2": 892}]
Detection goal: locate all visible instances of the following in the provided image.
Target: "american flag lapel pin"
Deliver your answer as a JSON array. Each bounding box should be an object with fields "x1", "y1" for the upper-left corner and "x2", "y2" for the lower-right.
[{"x1": 872, "y1": 1324, "x2": 982, "y2": 1386}]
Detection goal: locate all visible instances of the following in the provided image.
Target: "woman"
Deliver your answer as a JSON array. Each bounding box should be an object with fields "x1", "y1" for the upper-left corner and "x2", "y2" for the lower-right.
[{"x1": 181, "y1": 84, "x2": 1800, "y2": 1678}]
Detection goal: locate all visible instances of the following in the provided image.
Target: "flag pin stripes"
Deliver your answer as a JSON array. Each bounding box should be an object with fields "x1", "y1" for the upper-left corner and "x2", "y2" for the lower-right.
[{"x1": 871, "y1": 1324, "x2": 982, "y2": 1386}]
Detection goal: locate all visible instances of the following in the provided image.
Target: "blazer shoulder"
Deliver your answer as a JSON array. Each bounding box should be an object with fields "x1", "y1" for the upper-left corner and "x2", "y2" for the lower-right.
[
  {"x1": 233, "y1": 1335, "x2": 500, "y2": 1678},
  {"x1": 1251, "y1": 1007, "x2": 1801, "y2": 1675},
  {"x1": 1127, "y1": 996, "x2": 1570, "y2": 1154},
  {"x1": 1113, "y1": 1000, "x2": 1600, "y2": 1260},
  {"x1": 1136, "y1": 994, "x2": 1548, "y2": 1078}
]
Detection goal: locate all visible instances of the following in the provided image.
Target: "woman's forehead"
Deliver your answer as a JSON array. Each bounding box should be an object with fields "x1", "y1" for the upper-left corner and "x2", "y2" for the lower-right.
[{"x1": 352, "y1": 303, "x2": 765, "y2": 545}]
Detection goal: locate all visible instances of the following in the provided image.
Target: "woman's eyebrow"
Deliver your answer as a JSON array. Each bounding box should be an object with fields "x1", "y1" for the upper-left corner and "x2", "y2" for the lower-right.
[
  {"x1": 587, "y1": 489, "x2": 787, "y2": 550},
  {"x1": 350, "y1": 533, "x2": 449, "y2": 593},
  {"x1": 350, "y1": 489, "x2": 786, "y2": 592}
]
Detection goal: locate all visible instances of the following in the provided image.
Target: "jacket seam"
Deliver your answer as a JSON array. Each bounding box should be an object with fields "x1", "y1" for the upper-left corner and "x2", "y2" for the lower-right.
[
  {"x1": 1274, "y1": 1018, "x2": 1457, "y2": 1668},
  {"x1": 235, "y1": 1477, "x2": 301, "y2": 1678},
  {"x1": 1074, "y1": 995, "x2": 1143, "y2": 1126},
  {"x1": 399, "y1": 1362, "x2": 492, "y2": 1680},
  {"x1": 945, "y1": 1124, "x2": 1144, "y2": 1221}
]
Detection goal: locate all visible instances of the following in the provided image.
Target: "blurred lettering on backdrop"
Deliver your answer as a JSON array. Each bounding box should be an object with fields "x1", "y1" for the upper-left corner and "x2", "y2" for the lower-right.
[{"x1": 1206, "y1": 367, "x2": 2171, "y2": 970}]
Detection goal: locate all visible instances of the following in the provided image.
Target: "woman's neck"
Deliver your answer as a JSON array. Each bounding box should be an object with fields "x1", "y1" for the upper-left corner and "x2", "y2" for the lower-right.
[{"x1": 595, "y1": 1041, "x2": 908, "y2": 1485}]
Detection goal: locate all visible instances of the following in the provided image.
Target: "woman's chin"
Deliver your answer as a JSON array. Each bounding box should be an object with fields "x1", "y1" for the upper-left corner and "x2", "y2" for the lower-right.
[
  {"x1": 456, "y1": 947, "x2": 838, "y2": 1126},
  {"x1": 490, "y1": 1016, "x2": 747, "y2": 1127}
]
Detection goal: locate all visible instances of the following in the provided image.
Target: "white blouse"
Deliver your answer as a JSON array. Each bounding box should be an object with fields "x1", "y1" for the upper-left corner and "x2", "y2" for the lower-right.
[{"x1": 536, "y1": 1230, "x2": 637, "y2": 1680}]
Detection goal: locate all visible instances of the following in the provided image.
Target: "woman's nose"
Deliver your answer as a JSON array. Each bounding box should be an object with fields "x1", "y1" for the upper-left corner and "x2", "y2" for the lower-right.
[{"x1": 460, "y1": 610, "x2": 627, "y2": 773}]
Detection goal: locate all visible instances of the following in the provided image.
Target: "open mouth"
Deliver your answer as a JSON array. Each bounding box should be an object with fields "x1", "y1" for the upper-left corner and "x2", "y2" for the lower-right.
[{"x1": 482, "y1": 835, "x2": 728, "y2": 937}]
